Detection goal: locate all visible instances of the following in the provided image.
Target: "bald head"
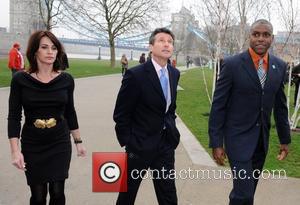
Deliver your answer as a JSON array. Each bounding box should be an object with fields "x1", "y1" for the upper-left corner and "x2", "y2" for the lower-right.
[{"x1": 250, "y1": 19, "x2": 273, "y2": 34}]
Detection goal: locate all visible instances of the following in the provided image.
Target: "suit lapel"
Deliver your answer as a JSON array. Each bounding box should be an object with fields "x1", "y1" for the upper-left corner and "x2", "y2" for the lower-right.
[
  {"x1": 145, "y1": 61, "x2": 166, "y2": 103},
  {"x1": 167, "y1": 65, "x2": 175, "y2": 103},
  {"x1": 264, "y1": 55, "x2": 280, "y2": 90},
  {"x1": 241, "y1": 51, "x2": 281, "y2": 90},
  {"x1": 241, "y1": 51, "x2": 262, "y2": 89}
]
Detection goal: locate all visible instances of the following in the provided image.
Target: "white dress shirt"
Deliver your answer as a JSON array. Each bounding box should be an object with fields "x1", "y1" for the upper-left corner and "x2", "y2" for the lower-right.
[{"x1": 151, "y1": 58, "x2": 171, "y2": 112}]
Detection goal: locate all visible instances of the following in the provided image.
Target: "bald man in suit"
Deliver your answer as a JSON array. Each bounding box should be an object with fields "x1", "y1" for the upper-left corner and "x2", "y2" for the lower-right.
[{"x1": 209, "y1": 19, "x2": 291, "y2": 205}]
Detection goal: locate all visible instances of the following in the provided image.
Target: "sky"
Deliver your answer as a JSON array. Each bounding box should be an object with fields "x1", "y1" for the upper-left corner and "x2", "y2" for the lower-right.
[
  {"x1": 0, "y1": 0, "x2": 191, "y2": 29},
  {"x1": 0, "y1": 0, "x2": 9, "y2": 28},
  {"x1": 0, "y1": 0, "x2": 294, "y2": 36}
]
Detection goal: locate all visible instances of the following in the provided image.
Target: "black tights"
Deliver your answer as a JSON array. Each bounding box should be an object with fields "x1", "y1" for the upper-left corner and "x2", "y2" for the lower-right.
[{"x1": 29, "y1": 180, "x2": 65, "y2": 205}]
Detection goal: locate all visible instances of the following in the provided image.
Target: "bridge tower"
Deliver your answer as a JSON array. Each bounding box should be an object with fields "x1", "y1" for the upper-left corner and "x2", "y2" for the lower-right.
[
  {"x1": 9, "y1": 0, "x2": 45, "y2": 35},
  {"x1": 171, "y1": 7, "x2": 203, "y2": 64}
]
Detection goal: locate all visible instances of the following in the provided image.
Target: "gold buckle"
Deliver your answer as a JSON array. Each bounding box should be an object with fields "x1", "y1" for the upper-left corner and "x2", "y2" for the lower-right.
[{"x1": 33, "y1": 118, "x2": 57, "y2": 129}]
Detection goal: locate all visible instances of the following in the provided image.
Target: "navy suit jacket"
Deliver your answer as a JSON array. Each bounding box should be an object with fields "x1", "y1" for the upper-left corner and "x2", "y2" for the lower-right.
[
  {"x1": 209, "y1": 51, "x2": 291, "y2": 161},
  {"x1": 113, "y1": 60, "x2": 181, "y2": 155}
]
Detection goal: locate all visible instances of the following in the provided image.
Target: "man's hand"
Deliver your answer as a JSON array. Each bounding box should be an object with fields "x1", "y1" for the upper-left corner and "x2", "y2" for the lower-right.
[
  {"x1": 277, "y1": 144, "x2": 289, "y2": 161},
  {"x1": 212, "y1": 147, "x2": 226, "y2": 166}
]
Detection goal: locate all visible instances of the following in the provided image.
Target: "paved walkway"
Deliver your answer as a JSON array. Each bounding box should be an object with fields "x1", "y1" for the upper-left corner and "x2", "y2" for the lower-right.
[{"x1": 0, "y1": 73, "x2": 300, "y2": 205}]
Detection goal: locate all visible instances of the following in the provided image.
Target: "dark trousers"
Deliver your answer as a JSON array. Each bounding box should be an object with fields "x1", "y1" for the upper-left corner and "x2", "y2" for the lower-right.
[
  {"x1": 294, "y1": 81, "x2": 299, "y2": 106},
  {"x1": 116, "y1": 132, "x2": 177, "y2": 205},
  {"x1": 121, "y1": 66, "x2": 127, "y2": 76},
  {"x1": 11, "y1": 68, "x2": 19, "y2": 76},
  {"x1": 229, "y1": 136, "x2": 266, "y2": 205}
]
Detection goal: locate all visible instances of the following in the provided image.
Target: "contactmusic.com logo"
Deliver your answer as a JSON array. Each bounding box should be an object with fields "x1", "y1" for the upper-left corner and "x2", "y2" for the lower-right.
[{"x1": 92, "y1": 152, "x2": 127, "y2": 192}]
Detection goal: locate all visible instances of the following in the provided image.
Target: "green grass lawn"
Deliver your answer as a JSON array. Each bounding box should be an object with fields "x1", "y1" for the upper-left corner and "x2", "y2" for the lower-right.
[
  {"x1": 176, "y1": 68, "x2": 300, "y2": 178},
  {"x1": 0, "y1": 58, "x2": 13, "y2": 87},
  {"x1": 0, "y1": 58, "x2": 138, "y2": 87}
]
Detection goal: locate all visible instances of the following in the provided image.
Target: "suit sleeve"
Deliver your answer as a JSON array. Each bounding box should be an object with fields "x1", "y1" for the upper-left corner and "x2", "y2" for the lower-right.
[
  {"x1": 113, "y1": 70, "x2": 140, "y2": 147},
  {"x1": 169, "y1": 70, "x2": 180, "y2": 119},
  {"x1": 208, "y1": 60, "x2": 233, "y2": 148},
  {"x1": 274, "y1": 64, "x2": 291, "y2": 144}
]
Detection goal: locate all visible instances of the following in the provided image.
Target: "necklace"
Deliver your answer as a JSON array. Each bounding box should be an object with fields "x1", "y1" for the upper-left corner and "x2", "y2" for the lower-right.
[{"x1": 35, "y1": 71, "x2": 57, "y2": 82}]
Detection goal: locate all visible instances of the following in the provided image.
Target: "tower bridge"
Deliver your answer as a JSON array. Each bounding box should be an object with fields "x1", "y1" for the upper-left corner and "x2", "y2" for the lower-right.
[{"x1": 0, "y1": 3, "x2": 210, "y2": 64}]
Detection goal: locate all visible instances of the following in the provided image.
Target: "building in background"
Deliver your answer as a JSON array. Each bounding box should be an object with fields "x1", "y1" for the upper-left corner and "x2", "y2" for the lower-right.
[
  {"x1": 0, "y1": 0, "x2": 45, "y2": 56},
  {"x1": 10, "y1": 0, "x2": 45, "y2": 35},
  {"x1": 274, "y1": 31, "x2": 300, "y2": 63}
]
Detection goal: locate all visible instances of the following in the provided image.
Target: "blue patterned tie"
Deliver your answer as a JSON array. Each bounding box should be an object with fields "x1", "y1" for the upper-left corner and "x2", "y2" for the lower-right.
[
  {"x1": 257, "y1": 58, "x2": 266, "y2": 88},
  {"x1": 160, "y1": 68, "x2": 168, "y2": 101}
]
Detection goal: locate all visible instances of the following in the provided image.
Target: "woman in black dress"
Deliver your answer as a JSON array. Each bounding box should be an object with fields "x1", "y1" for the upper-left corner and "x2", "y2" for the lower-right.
[{"x1": 7, "y1": 30, "x2": 86, "y2": 205}]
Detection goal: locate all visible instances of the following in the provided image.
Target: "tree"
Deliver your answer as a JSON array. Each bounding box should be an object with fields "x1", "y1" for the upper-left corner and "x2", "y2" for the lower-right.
[
  {"x1": 275, "y1": 0, "x2": 299, "y2": 55},
  {"x1": 196, "y1": 0, "x2": 233, "y2": 98},
  {"x1": 62, "y1": 0, "x2": 167, "y2": 68},
  {"x1": 234, "y1": 0, "x2": 270, "y2": 52},
  {"x1": 275, "y1": 0, "x2": 300, "y2": 128},
  {"x1": 38, "y1": 0, "x2": 64, "y2": 31}
]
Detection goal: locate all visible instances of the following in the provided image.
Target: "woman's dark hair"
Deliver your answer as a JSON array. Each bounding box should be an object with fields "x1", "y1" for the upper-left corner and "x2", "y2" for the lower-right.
[{"x1": 26, "y1": 30, "x2": 65, "y2": 73}]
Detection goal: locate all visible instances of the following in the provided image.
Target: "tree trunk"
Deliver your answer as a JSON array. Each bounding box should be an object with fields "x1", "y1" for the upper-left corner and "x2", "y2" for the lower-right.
[
  {"x1": 109, "y1": 34, "x2": 116, "y2": 68},
  {"x1": 238, "y1": 15, "x2": 246, "y2": 52},
  {"x1": 212, "y1": 16, "x2": 222, "y2": 98}
]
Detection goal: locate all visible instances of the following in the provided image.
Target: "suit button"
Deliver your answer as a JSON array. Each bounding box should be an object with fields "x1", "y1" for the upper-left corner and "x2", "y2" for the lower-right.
[
  {"x1": 261, "y1": 108, "x2": 263, "y2": 111},
  {"x1": 256, "y1": 123, "x2": 260, "y2": 126},
  {"x1": 262, "y1": 91, "x2": 264, "y2": 95}
]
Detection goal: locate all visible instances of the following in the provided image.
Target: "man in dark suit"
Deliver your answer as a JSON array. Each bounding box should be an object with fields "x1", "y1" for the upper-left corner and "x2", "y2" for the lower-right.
[
  {"x1": 113, "y1": 28, "x2": 180, "y2": 205},
  {"x1": 292, "y1": 63, "x2": 300, "y2": 106},
  {"x1": 209, "y1": 19, "x2": 291, "y2": 205}
]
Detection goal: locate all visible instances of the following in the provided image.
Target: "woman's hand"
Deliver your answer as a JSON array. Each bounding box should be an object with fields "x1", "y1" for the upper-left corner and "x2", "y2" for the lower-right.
[
  {"x1": 11, "y1": 150, "x2": 26, "y2": 171},
  {"x1": 76, "y1": 143, "x2": 87, "y2": 157}
]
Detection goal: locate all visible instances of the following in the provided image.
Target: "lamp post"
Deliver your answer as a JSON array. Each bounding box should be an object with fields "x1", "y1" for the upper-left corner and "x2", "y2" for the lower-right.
[
  {"x1": 130, "y1": 50, "x2": 133, "y2": 60},
  {"x1": 98, "y1": 45, "x2": 101, "y2": 60}
]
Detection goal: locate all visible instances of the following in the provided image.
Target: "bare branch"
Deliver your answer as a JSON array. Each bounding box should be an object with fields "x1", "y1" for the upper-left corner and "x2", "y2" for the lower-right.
[{"x1": 61, "y1": 0, "x2": 167, "y2": 67}]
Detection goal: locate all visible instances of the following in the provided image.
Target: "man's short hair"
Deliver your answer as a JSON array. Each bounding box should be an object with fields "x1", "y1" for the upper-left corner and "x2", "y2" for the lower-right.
[
  {"x1": 250, "y1": 19, "x2": 273, "y2": 34},
  {"x1": 149, "y1": 27, "x2": 175, "y2": 45}
]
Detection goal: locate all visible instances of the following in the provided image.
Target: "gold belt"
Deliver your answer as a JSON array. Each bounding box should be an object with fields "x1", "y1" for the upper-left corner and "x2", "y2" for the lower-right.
[{"x1": 33, "y1": 118, "x2": 57, "y2": 129}]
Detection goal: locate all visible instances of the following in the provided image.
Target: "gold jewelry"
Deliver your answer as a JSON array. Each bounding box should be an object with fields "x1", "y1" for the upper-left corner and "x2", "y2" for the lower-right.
[
  {"x1": 35, "y1": 71, "x2": 57, "y2": 81},
  {"x1": 33, "y1": 118, "x2": 57, "y2": 129},
  {"x1": 33, "y1": 119, "x2": 46, "y2": 129},
  {"x1": 45, "y1": 118, "x2": 57, "y2": 128}
]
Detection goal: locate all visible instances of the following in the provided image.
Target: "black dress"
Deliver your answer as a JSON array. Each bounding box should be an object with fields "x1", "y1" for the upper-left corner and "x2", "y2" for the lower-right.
[{"x1": 7, "y1": 71, "x2": 79, "y2": 185}]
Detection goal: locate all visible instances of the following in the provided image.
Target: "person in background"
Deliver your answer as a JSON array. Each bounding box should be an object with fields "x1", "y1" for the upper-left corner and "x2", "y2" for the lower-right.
[
  {"x1": 186, "y1": 55, "x2": 190, "y2": 68},
  {"x1": 121, "y1": 54, "x2": 128, "y2": 76},
  {"x1": 7, "y1": 30, "x2": 86, "y2": 205},
  {"x1": 167, "y1": 58, "x2": 171, "y2": 65},
  {"x1": 292, "y1": 63, "x2": 300, "y2": 106},
  {"x1": 147, "y1": 51, "x2": 152, "y2": 61},
  {"x1": 8, "y1": 42, "x2": 25, "y2": 76},
  {"x1": 171, "y1": 58, "x2": 177, "y2": 68},
  {"x1": 139, "y1": 53, "x2": 146, "y2": 64}
]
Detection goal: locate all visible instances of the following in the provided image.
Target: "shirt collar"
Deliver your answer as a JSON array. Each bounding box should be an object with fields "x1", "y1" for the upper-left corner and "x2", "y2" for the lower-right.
[
  {"x1": 248, "y1": 47, "x2": 268, "y2": 65},
  {"x1": 151, "y1": 58, "x2": 168, "y2": 76}
]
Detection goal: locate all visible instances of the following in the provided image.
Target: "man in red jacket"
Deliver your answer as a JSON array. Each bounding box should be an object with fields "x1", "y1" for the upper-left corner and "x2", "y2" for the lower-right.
[{"x1": 8, "y1": 43, "x2": 24, "y2": 75}]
